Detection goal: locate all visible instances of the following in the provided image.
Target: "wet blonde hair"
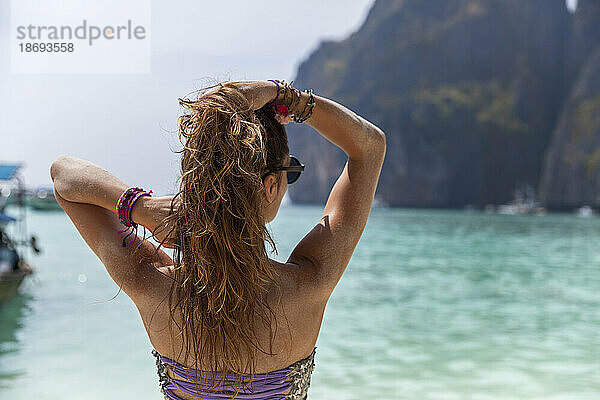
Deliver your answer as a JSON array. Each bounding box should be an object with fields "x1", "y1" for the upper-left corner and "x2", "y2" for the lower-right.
[{"x1": 157, "y1": 82, "x2": 290, "y2": 393}]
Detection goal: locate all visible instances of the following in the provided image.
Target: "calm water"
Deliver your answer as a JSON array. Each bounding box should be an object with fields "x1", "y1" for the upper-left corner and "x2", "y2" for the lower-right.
[{"x1": 1, "y1": 206, "x2": 599, "y2": 399}]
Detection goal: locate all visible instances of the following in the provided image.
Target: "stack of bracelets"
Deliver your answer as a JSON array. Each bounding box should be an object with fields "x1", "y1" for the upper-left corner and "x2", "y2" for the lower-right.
[
  {"x1": 116, "y1": 187, "x2": 153, "y2": 248},
  {"x1": 267, "y1": 79, "x2": 316, "y2": 123}
]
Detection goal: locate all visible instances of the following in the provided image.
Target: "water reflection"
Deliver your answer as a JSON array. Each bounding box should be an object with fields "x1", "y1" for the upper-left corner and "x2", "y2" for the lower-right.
[{"x1": 0, "y1": 293, "x2": 32, "y2": 387}]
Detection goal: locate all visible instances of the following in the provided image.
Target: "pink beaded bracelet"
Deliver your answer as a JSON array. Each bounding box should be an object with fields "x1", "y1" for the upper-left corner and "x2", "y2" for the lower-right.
[{"x1": 116, "y1": 187, "x2": 153, "y2": 248}]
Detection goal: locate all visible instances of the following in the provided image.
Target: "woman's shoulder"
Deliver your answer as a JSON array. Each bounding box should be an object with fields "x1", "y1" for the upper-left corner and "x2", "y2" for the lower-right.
[{"x1": 268, "y1": 258, "x2": 326, "y2": 307}]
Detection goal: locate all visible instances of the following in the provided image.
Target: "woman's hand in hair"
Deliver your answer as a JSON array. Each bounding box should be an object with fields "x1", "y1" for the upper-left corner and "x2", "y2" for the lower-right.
[
  {"x1": 222, "y1": 80, "x2": 279, "y2": 110},
  {"x1": 274, "y1": 112, "x2": 294, "y2": 125}
]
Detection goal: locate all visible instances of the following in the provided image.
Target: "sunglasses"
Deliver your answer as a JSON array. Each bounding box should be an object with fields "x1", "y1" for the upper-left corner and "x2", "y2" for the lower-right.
[{"x1": 261, "y1": 155, "x2": 305, "y2": 185}]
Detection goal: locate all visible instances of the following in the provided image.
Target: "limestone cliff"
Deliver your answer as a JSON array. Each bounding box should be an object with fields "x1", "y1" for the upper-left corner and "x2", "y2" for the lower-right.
[
  {"x1": 539, "y1": 0, "x2": 600, "y2": 208},
  {"x1": 285, "y1": 0, "x2": 599, "y2": 208}
]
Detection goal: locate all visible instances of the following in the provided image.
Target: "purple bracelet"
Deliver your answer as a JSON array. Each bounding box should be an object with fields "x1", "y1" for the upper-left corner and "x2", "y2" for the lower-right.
[
  {"x1": 116, "y1": 187, "x2": 153, "y2": 248},
  {"x1": 116, "y1": 187, "x2": 142, "y2": 222},
  {"x1": 120, "y1": 190, "x2": 143, "y2": 227},
  {"x1": 127, "y1": 191, "x2": 150, "y2": 225}
]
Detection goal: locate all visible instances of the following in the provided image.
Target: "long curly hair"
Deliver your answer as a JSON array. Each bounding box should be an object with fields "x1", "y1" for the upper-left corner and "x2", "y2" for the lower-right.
[{"x1": 157, "y1": 82, "x2": 290, "y2": 393}]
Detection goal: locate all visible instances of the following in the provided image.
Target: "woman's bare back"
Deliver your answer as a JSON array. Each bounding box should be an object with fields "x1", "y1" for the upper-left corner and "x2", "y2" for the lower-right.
[{"x1": 136, "y1": 258, "x2": 325, "y2": 374}]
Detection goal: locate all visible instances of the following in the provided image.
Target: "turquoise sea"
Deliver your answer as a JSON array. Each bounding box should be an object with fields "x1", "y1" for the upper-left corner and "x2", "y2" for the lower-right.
[{"x1": 1, "y1": 205, "x2": 599, "y2": 399}]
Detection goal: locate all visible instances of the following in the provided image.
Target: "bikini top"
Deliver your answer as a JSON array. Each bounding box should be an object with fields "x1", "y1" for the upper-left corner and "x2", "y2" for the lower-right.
[{"x1": 152, "y1": 347, "x2": 317, "y2": 400}]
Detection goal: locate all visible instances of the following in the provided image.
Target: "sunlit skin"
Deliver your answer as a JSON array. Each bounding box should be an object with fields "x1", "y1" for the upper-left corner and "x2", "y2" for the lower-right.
[
  {"x1": 50, "y1": 80, "x2": 385, "y2": 399},
  {"x1": 262, "y1": 154, "x2": 290, "y2": 223}
]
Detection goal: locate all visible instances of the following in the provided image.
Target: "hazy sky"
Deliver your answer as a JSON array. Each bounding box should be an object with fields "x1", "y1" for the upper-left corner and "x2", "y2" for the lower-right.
[{"x1": 0, "y1": 0, "x2": 375, "y2": 194}]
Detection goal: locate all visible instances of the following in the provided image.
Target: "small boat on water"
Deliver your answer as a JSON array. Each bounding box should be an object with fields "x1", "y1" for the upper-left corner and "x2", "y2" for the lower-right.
[
  {"x1": 497, "y1": 186, "x2": 546, "y2": 216},
  {"x1": 0, "y1": 163, "x2": 41, "y2": 304},
  {"x1": 0, "y1": 244, "x2": 34, "y2": 304},
  {"x1": 372, "y1": 195, "x2": 390, "y2": 208},
  {"x1": 575, "y1": 205, "x2": 595, "y2": 217},
  {"x1": 26, "y1": 186, "x2": 62, "y2": 211}
]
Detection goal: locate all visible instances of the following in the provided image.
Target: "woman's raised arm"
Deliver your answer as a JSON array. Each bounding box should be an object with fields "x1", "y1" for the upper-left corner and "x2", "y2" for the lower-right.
[
  {"x1": 50, "y1": 155, "x2": 177, "y2": 247},
  {"x1": 287, "y1": 91, "x2": 386, "y2": 303}
]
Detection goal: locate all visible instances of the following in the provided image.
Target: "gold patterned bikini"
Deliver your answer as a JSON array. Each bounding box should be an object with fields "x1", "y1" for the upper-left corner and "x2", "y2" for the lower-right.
[{"x1": 152, "y1": 347, "x2": 317, "y2": 400}]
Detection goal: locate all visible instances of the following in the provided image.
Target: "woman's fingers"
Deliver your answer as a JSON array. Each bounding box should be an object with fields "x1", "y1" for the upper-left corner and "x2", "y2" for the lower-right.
[
  {"x1": 220, "y1": 80, "x2": 280, "y2": 110},
  {"x1": 274, "y1": 113, "x2": 293, "y2": 124}
]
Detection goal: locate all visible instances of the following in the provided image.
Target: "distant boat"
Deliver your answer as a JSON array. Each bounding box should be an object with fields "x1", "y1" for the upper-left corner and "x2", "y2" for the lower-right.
[
  {"x1": 497, "y1": 202, "x2": 547, "y2": 215},
  {"x1": 372, "y1": 195, "x2": 390, "y2": 208},
  {"x1": 26, "y1": 186, "x2": 62, "y2": 211},
  {"x1": 497, "y1": 185, "x2": 546, "y2": 215},
  {"x1": 0, "y1": 251, "x2": 33, "y2": 304},
  {"x1": 0, "y1": 163, "x2": 41, "y2": 304},
  {"x1": 575, "y1": 205, "x2": 594, "y2": 217}
]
